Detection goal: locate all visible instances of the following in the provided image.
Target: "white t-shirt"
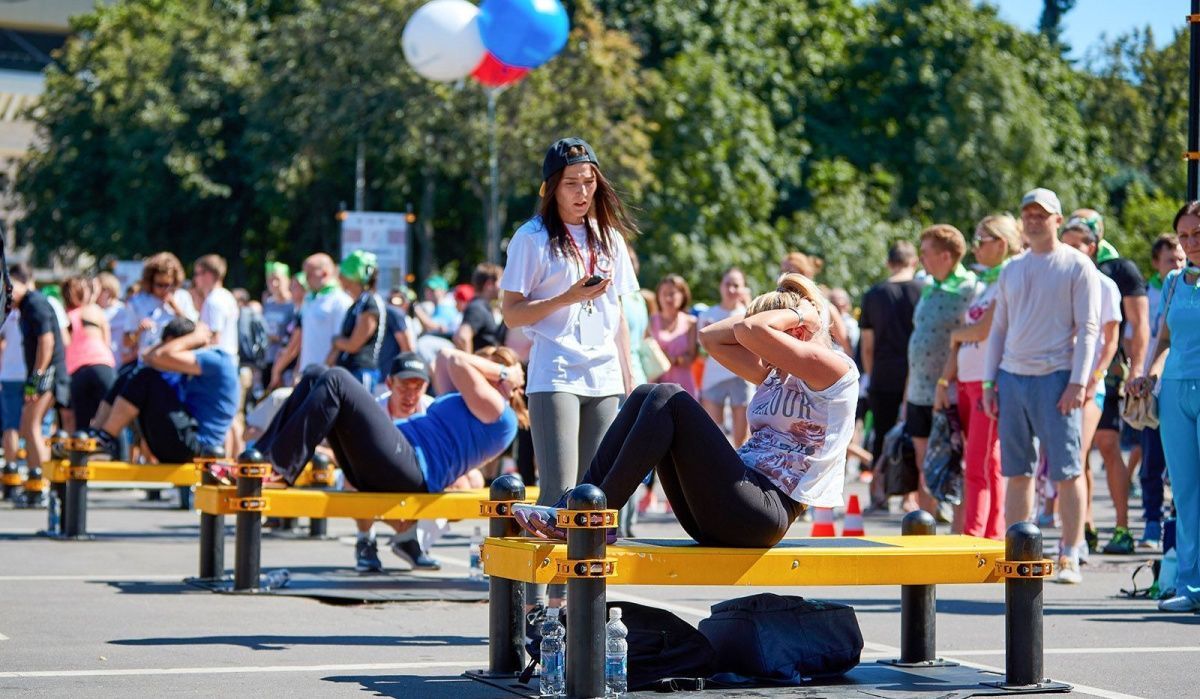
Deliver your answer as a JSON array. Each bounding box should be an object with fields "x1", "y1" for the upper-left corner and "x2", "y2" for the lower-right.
[
  {"x1": 500, "y1": 217, "x2": 638, "y2": 396},
  {"x1": 737, "y1": 361, "x2": 860, "y2": 508},
  {"x1": 697, "y1": 304, "x2": 747, "y2": 390},
  {"x1": 956, "y1": 281, "x2": 999, "y2": 382},
  {"x1": 200, "y1": 286, "x2": 240, "y2": 358},
  {"x1": 1, "y1": 311, "x2": 26, "y2": 381},
  {"x1": 103, "y1": 301, "x2": 126, "y2": 360},
  {"x1": 121, "y1": 290, "x2": 199, "y2": 357},
  {"x1": 298, "y1": 287, "x2": 353, "y2": 373},
  {"x1": 1091, "y1": 271, "x2": 1123, "y2": 382},
  {"x1": 375, "y1": 391, "x2": 434, "y2": 418}
]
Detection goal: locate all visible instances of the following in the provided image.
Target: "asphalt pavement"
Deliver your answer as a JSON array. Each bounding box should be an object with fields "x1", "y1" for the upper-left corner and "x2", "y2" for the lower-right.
[{"x1": 0, "y1": 474, "x2": 1195, "y2": 698}]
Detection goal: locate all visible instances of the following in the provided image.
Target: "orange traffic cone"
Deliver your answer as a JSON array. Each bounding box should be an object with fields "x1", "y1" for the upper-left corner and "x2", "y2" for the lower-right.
[
  {"x1": 810, "y1": 507, "x2": 836, "y2": 537},
  {"x1": 841, "y1": 495, "x2": 865, "y2": 537}
]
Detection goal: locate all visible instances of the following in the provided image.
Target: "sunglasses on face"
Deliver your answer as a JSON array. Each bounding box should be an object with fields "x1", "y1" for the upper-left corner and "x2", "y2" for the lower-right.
[{"x1": 973, "y1": 235, "x2": 998, "y2": 246}]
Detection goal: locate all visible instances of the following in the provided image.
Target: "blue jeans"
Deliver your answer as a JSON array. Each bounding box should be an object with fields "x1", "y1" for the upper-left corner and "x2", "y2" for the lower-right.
[
  {"x1": 997, "y1": 369, "x2": 1082, "y2": 482},
  {"x1": 1140, "y1": 426, "x2": 1166, "y2": 523},
  {"x1": 1161, "y1": 379, "x2": 1200, "y2": 600},
  {"x1": 0, "y1": 381, "x2": 23, "y2": 432}
]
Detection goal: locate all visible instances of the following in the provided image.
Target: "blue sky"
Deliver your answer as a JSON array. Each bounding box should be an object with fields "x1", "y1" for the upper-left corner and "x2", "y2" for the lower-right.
[{"x1": 985, "y1": 1, "x2": 1185, "y2": 57}]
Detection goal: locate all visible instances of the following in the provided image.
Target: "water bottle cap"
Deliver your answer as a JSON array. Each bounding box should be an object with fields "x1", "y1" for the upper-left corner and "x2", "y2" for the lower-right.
[
  {"x1": 609, "y1": 607, "x2": 621, "y2": 619},
  {"x1": 546, "y1": 606, "x2": 560, "y2": 619}
]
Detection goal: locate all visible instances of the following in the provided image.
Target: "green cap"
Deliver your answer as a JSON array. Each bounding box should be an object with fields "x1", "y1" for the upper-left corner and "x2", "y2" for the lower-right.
[
  {"x1": 425, "y1": 275, "x2": 448, "y2": 292},
  {"x1": 265, "y1": 261, "x2": 290, "y2": 278},
  {"x1": 42, "y1": 284, "x2": 62, "y2": 301},
  {"x1": 339, "y1": 250, "x2": 378, "y2": 284}
]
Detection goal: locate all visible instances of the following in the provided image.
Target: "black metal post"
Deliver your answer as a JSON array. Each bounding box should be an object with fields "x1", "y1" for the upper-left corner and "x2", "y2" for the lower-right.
[
  {"x1": 1005, "y1": 521, "x2": 1044, "y2": 686},
  {"x1": 900, "y1": 510, "x2": 937, "y2": 665},
  {"x1": 565, "y1": 484, "x2": 607, "y2": 699},
  {"x1": 308, "y1": 453, "x2": 331, "y2": 539},
  {"x1": 233, "y1": 449, "x2": 264, "y2": 592},
  {"x1": 63, "y1": 432, "x2": 91, "y2": 539},
  {"x1": 197, "y1": 446, "x2": 226, "y2": 581},
  {"x1": 1190, "y1": 0, "x2": 1200, "y2": 199},
  {"x1": 487, "y1": 474, "x2": 526, "y2": 675}
]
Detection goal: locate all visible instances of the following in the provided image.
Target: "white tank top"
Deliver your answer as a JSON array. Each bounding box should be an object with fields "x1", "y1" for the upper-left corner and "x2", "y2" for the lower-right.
[{"x1": 736, "y1": 360, "x2": 859, "y2": 508}]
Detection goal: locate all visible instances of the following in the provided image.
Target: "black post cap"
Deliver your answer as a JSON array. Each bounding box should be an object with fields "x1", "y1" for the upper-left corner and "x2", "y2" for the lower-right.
[
  {"x1": 237, "y1": 449, "x2": 265, "y2": 464},
  {"x1": 567, "y1": 483, "x2": 606, "y2": 510},
  {"x1": 198, "y1": 444, "x2": 226, "y2": 459},
  {"x1": 311, "y1": 452, "x2": 331, "y2": 468},
  {"x1": 1005, "y1": 521, "x2": 1043, "y2": 562},
  {"x1": 901, "y1": 509, "x2": 937, "y2": 536},
  {"x1": 489, "y1": 473, "x2": 525, "y2": 501},
  {"x1": 54, "y1": 429, "x2": 69, "y2": 440},
  {"x1": 72, "y1": 430, "x2": 90, "y2": 440}
]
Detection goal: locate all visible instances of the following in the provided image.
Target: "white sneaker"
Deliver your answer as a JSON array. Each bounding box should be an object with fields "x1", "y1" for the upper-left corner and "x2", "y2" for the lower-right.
[
  {"x1": 1054, "y1": 555, "x2": 1082, "y2": 584},
  {"x1": 1157, "y1": 595, "x2": 1200, "y2": 613}
]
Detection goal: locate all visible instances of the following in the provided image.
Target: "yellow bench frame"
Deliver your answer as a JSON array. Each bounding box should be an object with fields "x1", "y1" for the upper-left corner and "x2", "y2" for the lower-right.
[{"x1": 196, "y1": 484, "x2": 539, "y2": 520}]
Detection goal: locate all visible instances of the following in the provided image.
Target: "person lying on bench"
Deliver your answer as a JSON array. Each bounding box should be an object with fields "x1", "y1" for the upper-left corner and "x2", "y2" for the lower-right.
[
  {"x1": 88, "y1": 317, "x2": 239, "y2": 463},
  {"x1": 254, "y1": 344, "x2": 526, "y2": 505},
  {"x1": 515, "y1": 273, "x2": 859, "y2": 547}
]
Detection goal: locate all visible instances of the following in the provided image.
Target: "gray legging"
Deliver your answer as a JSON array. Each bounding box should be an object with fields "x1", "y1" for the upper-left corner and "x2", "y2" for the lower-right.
[{"x1": 527, "y1": 391, "x2": 620, "y2": 604}]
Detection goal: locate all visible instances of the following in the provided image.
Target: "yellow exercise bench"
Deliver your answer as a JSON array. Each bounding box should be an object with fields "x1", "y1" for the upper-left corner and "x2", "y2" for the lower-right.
[
  {"x1": 196, "y1": 449, "x2": 538, "y2": 590},
  {"x1": 478, "y1": 477, "x2": 1068, "y2": 698}
]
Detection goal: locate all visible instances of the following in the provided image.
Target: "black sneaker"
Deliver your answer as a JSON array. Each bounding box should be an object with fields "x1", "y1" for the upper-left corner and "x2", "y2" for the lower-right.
[
  {"x1": 84, "y1": 429, "x2": 118, "y2": 461},
  {"x1": 390, "y1": 537, "x2": 441, "y2": 571},
  {"x1": 355, "y1": 538, "x2": 384, "y2": 573}
]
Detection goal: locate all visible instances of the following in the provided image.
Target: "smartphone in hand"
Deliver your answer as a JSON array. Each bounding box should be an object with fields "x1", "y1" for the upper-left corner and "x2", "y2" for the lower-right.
[{"x1": 583, "y1": 275, "x2": 605, "y2": 287}]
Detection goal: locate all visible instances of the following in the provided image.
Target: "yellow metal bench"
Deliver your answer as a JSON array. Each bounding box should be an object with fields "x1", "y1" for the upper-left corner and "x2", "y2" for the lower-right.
[
  {"x1": 477, "y1": 478, "x2": 1068, "y2": 697},
  {"x1": 197, "y1": 450, "x2": 538, "y2": 589}
]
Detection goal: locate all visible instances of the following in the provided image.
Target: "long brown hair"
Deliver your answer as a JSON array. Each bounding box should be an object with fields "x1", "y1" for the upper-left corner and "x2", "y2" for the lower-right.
[
  {"x1": 539, "y1": 157, "x2": 639, "y2": 263},
  {"x1": 476, "y1": 346, "x2": 530, "y2": 429}
]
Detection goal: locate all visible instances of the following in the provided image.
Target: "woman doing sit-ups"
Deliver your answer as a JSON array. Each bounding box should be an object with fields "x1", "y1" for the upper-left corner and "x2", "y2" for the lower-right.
[
  {"x1": 515, "y1": 273, "x2": 859, "y2": 547},
  {"x1": 255, "y1": 346, "x2": 527, "y2": 494}
]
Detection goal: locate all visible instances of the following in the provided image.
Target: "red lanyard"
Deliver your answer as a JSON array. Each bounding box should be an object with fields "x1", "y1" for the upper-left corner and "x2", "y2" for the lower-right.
[{"x1": 563, "y1": 228, "x2": 596, "y2": 276}]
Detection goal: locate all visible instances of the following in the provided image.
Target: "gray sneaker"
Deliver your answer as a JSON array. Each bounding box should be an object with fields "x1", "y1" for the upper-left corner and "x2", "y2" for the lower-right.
[{"x1": 1158, "y1": 595, "x2": 1200, "y2": 613}]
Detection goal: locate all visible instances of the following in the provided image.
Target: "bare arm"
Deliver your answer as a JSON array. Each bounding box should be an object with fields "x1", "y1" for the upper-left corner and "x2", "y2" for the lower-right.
[
  {"x1": 949, "y1": 304, "x2": 996, "y2": 346},
  {"x1": 442, "y1": 347, "x2": 522, "y2": 424},
  {"x1": 698, "y1": 314, "x2": 769, "y2": 385},
  {"x1": 453, "y1": 323, "x2": 474, "y2": 352},
  {"x1": 615, "y1": 303, "x2": 633, "y2": 395},
  {"x1": 332, "y1": 311, "x2": 378, "y2": 354},
  {"x1": 500, "y1": 277, "x2": 609, "y2": 329},
  {"x1": 1122, "y1": 295, "x2": 1149, "y2": 380},
  {"x1": 144, "y1": 328, "x2": 212, "y2": 376},
  {"x1": 1088, "y1": 321, "x2": 1120, "y2": 397},
  {"x1": 268, "y1": 328, "x2": 301, "y2": 389},
  {"x1": 733, "y1": 306, "x2": 849, "y2": 391}
]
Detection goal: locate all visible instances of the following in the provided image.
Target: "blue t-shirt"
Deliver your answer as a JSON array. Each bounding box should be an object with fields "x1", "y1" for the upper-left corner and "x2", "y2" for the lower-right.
[
  {"x1": 397, "y1": 393, "x2": 518, "y2": 492},
  {"x1": 1162, "y1": 269, "x2": 1200, "y2": 380},
  {"x1": 184, "y1": 349, "x2": 240, "y2": 448}
]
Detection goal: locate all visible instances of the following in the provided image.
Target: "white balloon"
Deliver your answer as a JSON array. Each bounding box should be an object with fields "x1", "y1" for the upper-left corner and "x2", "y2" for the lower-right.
[{"x1": 402, "y1": 0, "x2": 487, "y2": 83}]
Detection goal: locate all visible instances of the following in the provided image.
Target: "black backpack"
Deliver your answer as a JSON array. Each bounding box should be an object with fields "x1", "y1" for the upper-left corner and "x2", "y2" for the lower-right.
[
  {"x1": 237, "y1": 306, "x2": 269, "y2": 367},
  {"x1": 523, "y1": 601, "x2": 717, "y2": 691}
]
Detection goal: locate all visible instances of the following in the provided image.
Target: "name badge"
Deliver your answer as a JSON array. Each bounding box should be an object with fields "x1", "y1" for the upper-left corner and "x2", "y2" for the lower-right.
[{"x1": 578, "y1": 304, "x2": 605, "y2": 347}]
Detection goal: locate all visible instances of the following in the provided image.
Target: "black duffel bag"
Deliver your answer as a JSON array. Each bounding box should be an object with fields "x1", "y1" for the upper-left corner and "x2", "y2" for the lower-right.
[
  {"x1": 881, "y1": 421, "x2": 919, "y2": 496},
  {"x1": 523, "y1": 601, "x2": 716, "y2": 691},
  {"x1": 699, "y1": 593, "x2": 862, "y2": 683}
]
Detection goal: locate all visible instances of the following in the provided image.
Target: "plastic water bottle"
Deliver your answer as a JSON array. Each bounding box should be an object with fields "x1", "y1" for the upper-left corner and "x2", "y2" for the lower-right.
[
  {"x1": 262, "y1": 569, "x2": 290, "y2": 590},
  {"x1": 605, "y1": 607, "x2": 628, "y2": 697},
  {"x1": 539, "y1": 606, "x2": 566, "y2": 697},
  {"x1": 469, "y1": 526, "x2": 484, "y2": 581}
]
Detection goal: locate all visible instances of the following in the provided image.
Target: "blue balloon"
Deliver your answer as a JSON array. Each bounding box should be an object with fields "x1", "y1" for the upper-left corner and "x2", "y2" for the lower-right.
[{"x1": 478, "y1": 0, "x2": 569, "y2": 70}]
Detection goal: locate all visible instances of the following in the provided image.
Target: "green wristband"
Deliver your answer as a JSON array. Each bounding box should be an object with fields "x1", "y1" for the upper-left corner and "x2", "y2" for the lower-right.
[{"x1": 982, "y1": 380, "x2": 995, "y2": 390}]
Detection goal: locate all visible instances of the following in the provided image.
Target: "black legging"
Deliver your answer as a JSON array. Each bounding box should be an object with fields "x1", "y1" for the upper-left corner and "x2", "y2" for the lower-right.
[
  {"x1": 71, "y1": 364, "x2": 116, "y2": 430},
  {"x1": 579, "y1": 383, "x2": 803, "y2": 548},
  {"x1": 254, "y1": 366, "x2": 424, "y2": 492}
]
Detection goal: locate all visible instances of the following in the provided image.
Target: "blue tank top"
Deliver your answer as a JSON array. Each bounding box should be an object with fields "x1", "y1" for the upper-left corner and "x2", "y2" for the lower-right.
[{"x1": 396, "y1": 393, "x2": 518, "y2": 492}]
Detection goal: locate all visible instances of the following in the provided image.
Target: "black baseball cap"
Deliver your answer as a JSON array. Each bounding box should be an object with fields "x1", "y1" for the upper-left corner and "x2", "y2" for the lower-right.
[
  {"x1": 542, "y1": 137, "x2": 599, "y2": 182},
  {"x1": 389, "y1": 352, "x2": 430, "y2": 382}
]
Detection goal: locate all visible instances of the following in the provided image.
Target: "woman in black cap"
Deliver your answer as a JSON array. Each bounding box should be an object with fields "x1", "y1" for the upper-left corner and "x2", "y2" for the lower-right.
[{"x1": 500, "y1": 137, "x2": 639, "y2": 608}]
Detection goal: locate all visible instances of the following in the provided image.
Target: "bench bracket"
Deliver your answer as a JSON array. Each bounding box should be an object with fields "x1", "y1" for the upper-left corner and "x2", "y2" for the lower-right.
[
  {"x1": 480, "y1": 500, "x2": 519, "y2": 518},
  {"x1": 995, "y1": 559, "x2": 1055, "y2": 579},
  {"x1": 555, "y1": 509, "x2": 618, "y2": 529},
  {"x1": 555, "y1": 558, "x2": 617, "y2": 579}
]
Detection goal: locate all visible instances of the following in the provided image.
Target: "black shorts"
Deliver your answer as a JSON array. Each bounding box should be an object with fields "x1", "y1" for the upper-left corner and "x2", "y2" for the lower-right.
[
  {"x1": 1098, "y1": 391, "x2": 1122, "y2": 433},
  {"x1": 905, "y1": 402, "x2": 934, "y2": 439}
]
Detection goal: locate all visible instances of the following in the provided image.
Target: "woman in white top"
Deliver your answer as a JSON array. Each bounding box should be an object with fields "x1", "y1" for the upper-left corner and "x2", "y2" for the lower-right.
[
  {"x1": 516, "y1": 274, "x2": 859, "y2": 548},
  {"x1": 698, "y1": 267, "x2": 754, "y2": 446},
  {"x1": 501, "y1": 137, "x2": 637, "y2": 601}
]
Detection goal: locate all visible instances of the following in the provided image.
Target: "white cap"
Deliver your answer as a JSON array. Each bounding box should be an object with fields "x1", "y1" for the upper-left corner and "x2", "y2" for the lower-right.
[
  {"x1": 1020, "y1": 188, "x2": 1062, "y2": 216},
  {"x1": 609, "y1": 607, "x2": 622, "y2": 619}
]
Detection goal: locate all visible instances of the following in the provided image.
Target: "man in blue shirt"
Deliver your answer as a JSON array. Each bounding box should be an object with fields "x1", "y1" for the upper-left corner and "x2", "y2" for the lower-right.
[{"x1": 89, "y1": 317, "x2": 238, "y2": 463}]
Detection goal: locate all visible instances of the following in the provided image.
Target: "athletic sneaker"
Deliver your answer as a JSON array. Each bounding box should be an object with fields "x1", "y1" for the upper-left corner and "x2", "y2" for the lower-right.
[
  {"x1": 84, "y1": 429, "x2": 118, "y2": 461},
  {"x1": 1084, "y1": 525, "x2": 1099, "y2": 554},
  {"x1": 355, "y1": 538, "x2": 384, "y2": 573},
  {"x1": 1138, "y1": 521, "x2": 1163, "y2": 551},
  {"x1": 1102, "y1": 527, "x2": 1135, "y2": 555},
  {"x1": 390, "y1": 537, "x2": 441, "y2": 571},
  {"x1": 1054, "y1": 555, "x2": 1082, "y2": 584},
  {"x1": 1157, "y1": 595, "x2": 1200, "y2": 613}
]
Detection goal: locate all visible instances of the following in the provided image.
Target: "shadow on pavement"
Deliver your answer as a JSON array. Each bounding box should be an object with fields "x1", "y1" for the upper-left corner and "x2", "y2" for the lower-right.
[
  {"x1": 109, "y1": 634, "x2": 487, "y2": 651},
  {"x1": 323, "y1": 674, "x2": 512, "y2": 699}
]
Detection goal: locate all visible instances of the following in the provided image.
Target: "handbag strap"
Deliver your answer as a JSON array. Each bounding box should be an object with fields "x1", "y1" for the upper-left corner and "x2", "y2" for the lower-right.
[{"x1": 1147, "y1": 272, "x2": 1182, "y2": 376}]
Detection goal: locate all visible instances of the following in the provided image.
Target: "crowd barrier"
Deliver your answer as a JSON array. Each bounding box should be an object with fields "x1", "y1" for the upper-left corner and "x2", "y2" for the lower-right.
[{"x1": 479, "y1": 475, "x2": 1069, "y2": 698}]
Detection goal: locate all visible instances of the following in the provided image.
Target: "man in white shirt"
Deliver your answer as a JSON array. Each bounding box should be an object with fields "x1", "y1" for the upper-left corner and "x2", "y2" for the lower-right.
[
  {"x1": 267, "y1": 253, "x2": 352, "y2": 387},
  {"x1": 193, "y1": 254, "x2": 240, "y2": 359},
  {"x1": 983, "y1": 188, "x2": 1100, "y2": 585}
]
